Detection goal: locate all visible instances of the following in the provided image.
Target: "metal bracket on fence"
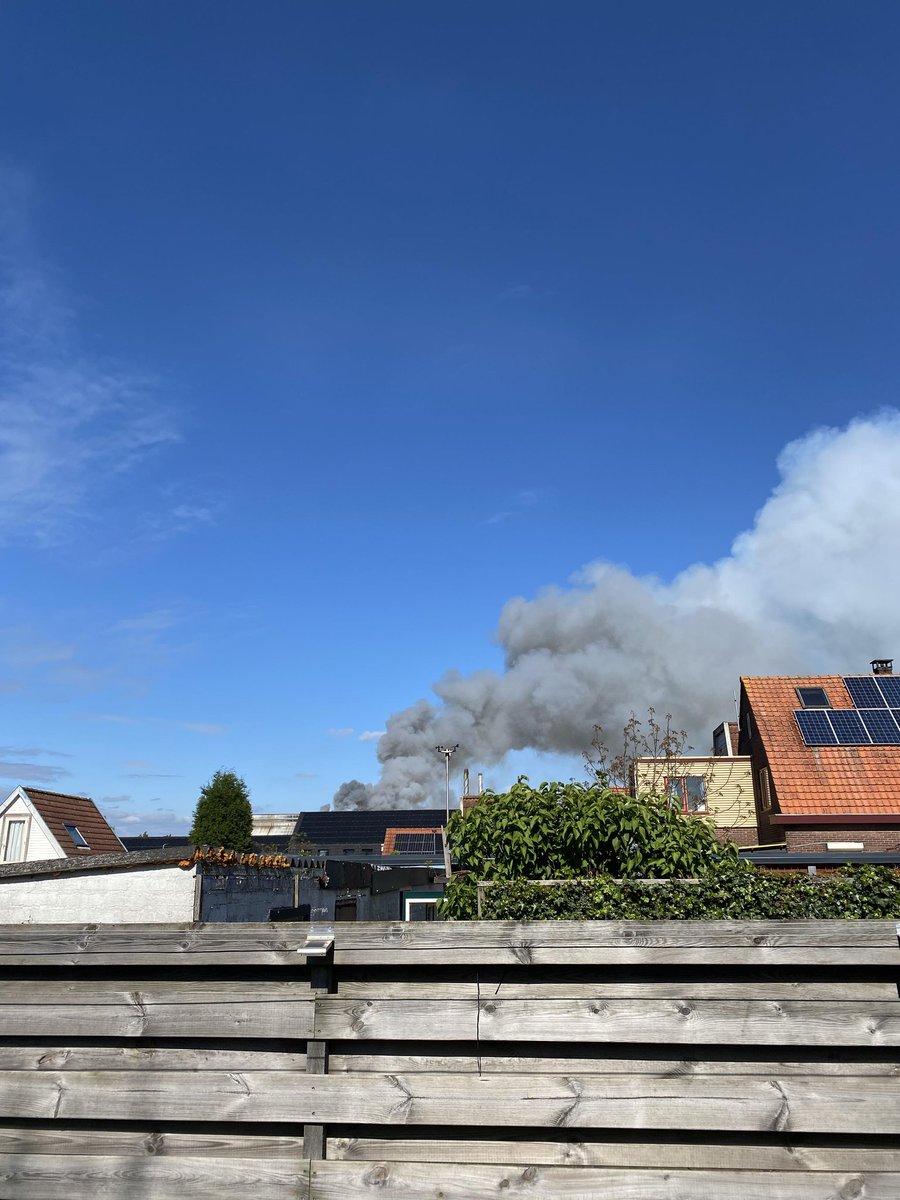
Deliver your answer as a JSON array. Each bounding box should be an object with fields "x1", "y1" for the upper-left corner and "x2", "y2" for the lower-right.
[{"x1": 300, "y1": 925, "x2": 335, "y2": 956}]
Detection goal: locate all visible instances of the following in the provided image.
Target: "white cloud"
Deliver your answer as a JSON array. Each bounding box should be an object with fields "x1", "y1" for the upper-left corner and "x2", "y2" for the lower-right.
[
  {"x1": 100, "y1": 795, "x2": 192, "y2": 836},
  {"x1": 0, "y1": 166, "x2": 178, "y2": 547},
  {"x1": 358, "y1": 730, "x2": 385, "y2": 742},
  {"x1": 327, "y1": 727, "x2": 355, "y2": 738}
]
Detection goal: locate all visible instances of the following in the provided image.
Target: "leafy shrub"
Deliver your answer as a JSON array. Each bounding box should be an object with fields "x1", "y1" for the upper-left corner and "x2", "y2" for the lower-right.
[
  {"x1": 439, "y1": 864, "x2": 900, "y2": 920},
  {"x1": 445, "y1": 777, "x2": 737, "y2": 882}
]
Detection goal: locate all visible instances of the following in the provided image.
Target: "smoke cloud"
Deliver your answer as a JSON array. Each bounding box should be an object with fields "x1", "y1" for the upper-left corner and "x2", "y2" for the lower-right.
[{"x1": 336, "y1": 413, "x2": 900, "y2": 809}]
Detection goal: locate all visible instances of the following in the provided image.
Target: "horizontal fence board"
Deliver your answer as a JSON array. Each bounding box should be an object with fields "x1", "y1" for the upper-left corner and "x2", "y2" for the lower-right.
[
  {"x1": 0, "y1": 981, "x2": 313, "y2": 1040},
  {"x1": 0, "y1": 1047, "x2": 307, "y2": 1072},
  {"x1": 327, "y1": 1055, "x2": 900, "y2": 1076},
  {"x1": 315, "y1": 997, "x2": 900, "y2": 1045},
  {"x1": 0, "y1": 1154, "x2": 309, "y2": 1199},
  {"x1": 336, "y1": 978, "x2": 900, "y2": 1001},
  {"x1": 332, "y1": 920, "x2": 900, "y2": 966},
  {"x1": 327, "y1": 1136, "x2": 900, "y2": 1171},
  {"x1": 309, "y1": 1161, "x2": 900, "y2": 1199},
  {"x1": 0, "y1": 1126, "x2": 306, "y2": 1158},
  {"x1": 4, "y1": 1070, "x2": 899, "y2": 1133},
  {"x1": 334, "y1": 920, "x2": 900, "y2": 948},
  {"x1": 335, "y1": 946, "x2": 900, "y2": 966},
  {"x1": 0, "y1": 924, "x2": 325, "y2": 967}
]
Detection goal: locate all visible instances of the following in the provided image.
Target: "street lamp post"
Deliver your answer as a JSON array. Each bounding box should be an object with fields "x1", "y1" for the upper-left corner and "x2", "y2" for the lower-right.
[{"x1": 435, "y1": 744, "x2": 459, "y2": 824}]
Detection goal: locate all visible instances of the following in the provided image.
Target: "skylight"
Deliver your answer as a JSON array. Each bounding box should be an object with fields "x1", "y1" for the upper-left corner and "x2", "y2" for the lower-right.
[{"x1": 63, "y1": 823, "x2": 89, "y2": 848}]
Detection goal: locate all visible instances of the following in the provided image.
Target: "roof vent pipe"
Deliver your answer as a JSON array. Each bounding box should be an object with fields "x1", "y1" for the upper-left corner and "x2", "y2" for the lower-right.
[
  {"x1": 477, "y1": 772, "x2": 484, "y2": 795},
  {"x1": 871, "y1": 659, "x2": 894, "y2": 675}
]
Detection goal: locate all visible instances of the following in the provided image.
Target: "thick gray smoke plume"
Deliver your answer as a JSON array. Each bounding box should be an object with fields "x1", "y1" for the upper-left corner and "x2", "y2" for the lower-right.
[
  {"x1": 332, "y1": 779, "x2": 376, "y2": 811},
  {"x1": 336, "y1": 414, "x2": 900, "y2": 809}
]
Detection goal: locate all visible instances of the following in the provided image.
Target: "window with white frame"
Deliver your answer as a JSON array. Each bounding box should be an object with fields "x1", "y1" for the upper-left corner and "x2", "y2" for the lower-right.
[
  {"x1": 2, "y1": 818, "x2": 27, "y2": 862},
  {"x1": 665, "y1": 776, "x2": 708, "y2": 814}
]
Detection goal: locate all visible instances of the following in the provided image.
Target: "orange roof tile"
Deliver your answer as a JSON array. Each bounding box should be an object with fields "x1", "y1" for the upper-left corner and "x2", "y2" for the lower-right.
[{"x1": 741, "y1": 675, "x2": 900, "y2": 816}]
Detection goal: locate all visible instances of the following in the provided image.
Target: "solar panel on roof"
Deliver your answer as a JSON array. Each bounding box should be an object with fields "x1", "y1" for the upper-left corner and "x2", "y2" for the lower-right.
[
  {"x1": 827, "y1": 710, "x2": 871, "y2": 744},
  {"x1": 876, "y1": 676, "x2": 900, "y2": 707},
  {"x1": 858, "y1": 709, "x2": 900, "y2": 744},
  {"x1": 794, "y1": 710, "x2": 838, "y2": 745},
  {"x1": 393, "y1": 832, "x2": 442, "y2": 854},
  {"x1": 845, "y1": 677, "x2": 887, "y2": 708}
]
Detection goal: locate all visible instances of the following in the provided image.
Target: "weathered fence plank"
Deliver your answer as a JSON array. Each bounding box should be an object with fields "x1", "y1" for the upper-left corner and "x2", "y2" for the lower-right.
[
  {"x1": 4, "y1": 1069, "x2": 899, "y2": 1132},
  {"x1": 336, "y1": 976, "x2": 900, "y2": 1001},
  {"x1": 331, "y1": 919, "x2": 900, "y2": 965},
  {"x1": 0, "y1": 1046, "x2": 307, "y2": 1071},
  {"x1": 0, "y1": 1126, "x2": 306, "y2": 1158},
  {"x1": 333, "y1": 919, "x2": 900, "y2": 947},
  {"x1": 0, "y1": 1154, "x2": 310, "y2": 1200},
  {"x1": 0, "y1": 981, "x2": 314, "y2": 1039},
  {"x1": 327, "y1": 1136, "x2": 900, "y2": 1171},
  {"x1": 0, "y1": 924, "x2": 332, "y2": 967},
  {"x1": 315, "y1": 996, "x2": 900, "y2": 1044},
  {"x1": 308, "y1": 1161, "x2": 900, "y2": 1199},
  {"x1": 327, "y1": 1053, "x2": 900, "y2": 1076}
]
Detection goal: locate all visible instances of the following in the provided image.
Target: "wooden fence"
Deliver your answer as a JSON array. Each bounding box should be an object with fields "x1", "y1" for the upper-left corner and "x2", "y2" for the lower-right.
[{"x1": 2, "y1": 919, "x2": 900, "y2": 1197}]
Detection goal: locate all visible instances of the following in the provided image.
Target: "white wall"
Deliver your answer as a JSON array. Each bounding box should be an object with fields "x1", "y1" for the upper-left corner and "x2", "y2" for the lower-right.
[
  {"x1": 0, "y1": 863, "x2": 197, "y2": 923},
  {"x1": 0, "y1": 794, "x2": 59, "y2": 863}
]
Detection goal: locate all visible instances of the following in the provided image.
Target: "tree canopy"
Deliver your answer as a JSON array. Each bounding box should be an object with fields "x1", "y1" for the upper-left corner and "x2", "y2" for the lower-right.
[
  {"x1": 189, "y1": 769, "x2": 254, "y2": 853},
  {"x1": 445, "y1": 777, "x2": 735, "y2": 882}
]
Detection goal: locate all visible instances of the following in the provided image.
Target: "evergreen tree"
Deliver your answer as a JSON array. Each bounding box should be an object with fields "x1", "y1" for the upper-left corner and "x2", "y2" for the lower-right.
[{"x1": 189, "y1": 769, "x2": 254, "y2": 852}]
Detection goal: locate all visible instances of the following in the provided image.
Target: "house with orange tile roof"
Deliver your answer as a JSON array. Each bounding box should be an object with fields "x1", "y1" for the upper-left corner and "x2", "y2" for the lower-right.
[
  {"x1": 739, "y1": 661, "x2": 900, "y2": 852},
  {"x1": 0, "y1": 786, "x2": 124, "y2": 864}
]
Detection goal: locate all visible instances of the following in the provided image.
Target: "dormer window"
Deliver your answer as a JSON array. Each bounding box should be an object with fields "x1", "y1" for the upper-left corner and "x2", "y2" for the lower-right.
[
  {"x1": 796, "y1": 687, "x2": 830, "y2": 708},
  {"x1": 64, "y1": 823, "x2": 89, "y2": 848}
]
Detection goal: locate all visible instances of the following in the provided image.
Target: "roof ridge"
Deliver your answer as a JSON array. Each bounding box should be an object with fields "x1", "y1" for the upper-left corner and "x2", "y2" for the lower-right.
[{"x1": 21, "y1": 786, "x2": 95, "y2": 802}]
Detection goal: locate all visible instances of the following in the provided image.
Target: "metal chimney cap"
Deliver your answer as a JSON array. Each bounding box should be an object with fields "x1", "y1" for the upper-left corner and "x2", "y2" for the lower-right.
[{"x1": 871, "y1": 658, "x2": 894, "y2": 675}]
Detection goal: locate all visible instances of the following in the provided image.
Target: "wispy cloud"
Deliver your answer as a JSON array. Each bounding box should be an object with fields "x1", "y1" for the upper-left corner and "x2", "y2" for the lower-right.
[
  {"x1": 295, "y1": 771, "x2": 319, "y2": 779},
  {"x1": 78, "y1": 713, "x2": 225, "y2": 735},
  {"x1": 0, "y1": 760, "x2": 70, "y2": 783},
  {"x1": 0, "y1": 166, "x2": 178, "y2": 547},
  {"x1": 139, "y1": 485, "x2": 222, "y2": 542},
  {"x1": 358, "y1": 730, "x2": 385, "y2": 742},
  {"x1": 327, "y1": 727, "x2": 355, "y2": 738},
  {"x1": 125, "y1": 772, "x2": 183, "y2": 779},
  {"x1": 484, "y1": 486, "x2": 546, "y2": 526},
  {"x1": 0, "y1": 745, "x2": 72, "y2": 758},
  {"x1": 100, "y1": 794, "x2": 192, "y2": 835}
]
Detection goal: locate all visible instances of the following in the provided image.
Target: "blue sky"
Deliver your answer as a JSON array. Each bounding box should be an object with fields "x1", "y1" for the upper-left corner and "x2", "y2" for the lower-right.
[{"x1": 1, "y1": 2, "x2": 899, "y2": 831}]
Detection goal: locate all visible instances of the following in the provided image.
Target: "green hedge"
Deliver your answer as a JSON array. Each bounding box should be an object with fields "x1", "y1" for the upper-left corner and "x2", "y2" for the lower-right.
[{"x1": 439, "y1": 864, "x2": 900, "y2": 920}]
